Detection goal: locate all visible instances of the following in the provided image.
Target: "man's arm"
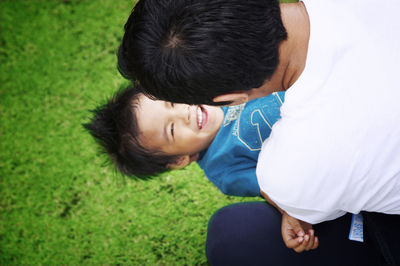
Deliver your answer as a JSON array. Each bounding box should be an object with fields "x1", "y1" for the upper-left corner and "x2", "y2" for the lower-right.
[{"x1": 260, "y1": 190, "x2": 319, "y2": 252}]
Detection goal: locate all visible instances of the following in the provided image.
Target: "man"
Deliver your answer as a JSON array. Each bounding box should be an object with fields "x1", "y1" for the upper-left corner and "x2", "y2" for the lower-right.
[{"x1": 118, "y1": 0, "x2": 400, "y2": 263}]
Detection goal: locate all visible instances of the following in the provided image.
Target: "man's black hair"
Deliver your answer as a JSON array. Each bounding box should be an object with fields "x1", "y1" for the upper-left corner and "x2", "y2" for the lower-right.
[
  {"x1": 84, "y1": 85, "x2": 179, "y2": 177},
  {"x1": 118, "y1": 0, "x2": 287, "y2": 105}
]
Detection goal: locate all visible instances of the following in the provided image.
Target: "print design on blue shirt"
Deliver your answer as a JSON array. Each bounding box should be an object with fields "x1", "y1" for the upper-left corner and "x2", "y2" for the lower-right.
[
  {"x1": 234, "y1": 92, "x2": 284, "y2": 151},
  {"x1": 223, "y1": 103, "x2": 245, "y2": 127}
]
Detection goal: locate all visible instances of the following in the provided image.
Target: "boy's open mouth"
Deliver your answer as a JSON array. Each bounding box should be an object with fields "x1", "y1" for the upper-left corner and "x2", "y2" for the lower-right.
[{"x1": 197, "y1": 105, "x2": 207, "y2": 130}]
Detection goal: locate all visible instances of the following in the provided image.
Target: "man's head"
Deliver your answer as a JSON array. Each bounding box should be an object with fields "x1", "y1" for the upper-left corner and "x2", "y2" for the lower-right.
[
  {"x1": 84, "y1": 85, "x2": 224, "y2": 177},
  {"x1": 118, "y1": 0, "x2": 287, "y2": 105}
]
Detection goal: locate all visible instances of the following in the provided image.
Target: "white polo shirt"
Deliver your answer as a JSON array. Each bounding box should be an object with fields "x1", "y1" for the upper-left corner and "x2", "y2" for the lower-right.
[{"x1": 256, "y1": 0, "x2": 400, "y2": 224}]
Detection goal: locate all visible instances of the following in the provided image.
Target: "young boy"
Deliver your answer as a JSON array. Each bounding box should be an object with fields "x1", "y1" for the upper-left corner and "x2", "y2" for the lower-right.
[{"x1": 85, "y1": 85, "x2": 284, "y2": 197}]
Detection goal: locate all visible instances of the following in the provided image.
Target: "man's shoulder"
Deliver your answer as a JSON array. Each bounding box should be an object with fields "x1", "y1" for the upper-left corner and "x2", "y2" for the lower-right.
[
  {"x1": 256, "y1": 117, "x2": 338, "y2": 205},
  {"x1": 256, "y1": 131, "x2": 315, "y2": 199}
]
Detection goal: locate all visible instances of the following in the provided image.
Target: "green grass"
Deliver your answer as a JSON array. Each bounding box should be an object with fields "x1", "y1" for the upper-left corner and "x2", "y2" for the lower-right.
[{"x1": 0, "y1": 0, "x2": 268, "y2": 264}]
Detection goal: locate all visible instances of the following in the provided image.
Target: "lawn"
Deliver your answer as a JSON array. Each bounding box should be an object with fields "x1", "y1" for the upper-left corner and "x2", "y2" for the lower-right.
[{"x1": 0, "y1": 0, "x2": 269, "y2": 264}]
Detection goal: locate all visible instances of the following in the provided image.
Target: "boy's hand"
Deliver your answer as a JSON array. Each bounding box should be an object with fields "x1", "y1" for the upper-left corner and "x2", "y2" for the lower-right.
[
  {"x1": 281, "y1": 212, "x2": 319, "y2": 253},
  {"x1": 259, "y1": 190, "x2": 318, "y2": 252}
]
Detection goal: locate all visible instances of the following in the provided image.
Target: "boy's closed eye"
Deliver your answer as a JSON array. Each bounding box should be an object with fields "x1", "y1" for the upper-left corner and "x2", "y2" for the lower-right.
[
  {"x1": 169, "y1": 102, "x2": 175, "y2": 139},
  {"x1": 170, "y1": 123, "x2": 175, "y2": 138}
]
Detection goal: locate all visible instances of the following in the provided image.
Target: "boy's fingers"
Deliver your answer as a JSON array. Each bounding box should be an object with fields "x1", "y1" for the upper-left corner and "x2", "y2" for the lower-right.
[
  {"x1": 305, "y1": 235, "x2": 315, "y2": 250},
  {"x1": 311, "y1": 236, "x2": 319, "y2": 250},
  {"x1": 285, "y1": 236, "x2": 303, "y2": 249},
  {"x1": 293, "y1": 235, "x2": 310, "y2": 253},
  {"x1": 304, "y1": 230, "x2": 315, "y2": 251},
  {"x1": 292, "y1": 224, "x2": 305, "y2": 237},
  {"x1": 294, "y1": 247, "x2": 305, "y2": 253}
]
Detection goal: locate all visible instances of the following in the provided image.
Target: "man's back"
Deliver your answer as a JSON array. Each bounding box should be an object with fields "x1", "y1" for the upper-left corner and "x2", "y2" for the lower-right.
[{"x1": 257, "y1": 0, "x2": 400, "y2": 224}]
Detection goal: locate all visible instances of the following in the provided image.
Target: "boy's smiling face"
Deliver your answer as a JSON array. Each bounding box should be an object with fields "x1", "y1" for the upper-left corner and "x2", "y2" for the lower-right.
[{"x1": 135, "y1": 94, "x2": 224, "y2": 166}]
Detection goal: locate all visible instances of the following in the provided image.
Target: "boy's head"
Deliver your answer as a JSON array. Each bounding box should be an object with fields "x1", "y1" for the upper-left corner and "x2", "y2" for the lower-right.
[
  {"x1": 84, "y1": 85, "x2": 224, "y2": 177},
  {"x1": 118, "y1": 0, "x2": 287, "y2": 105}
]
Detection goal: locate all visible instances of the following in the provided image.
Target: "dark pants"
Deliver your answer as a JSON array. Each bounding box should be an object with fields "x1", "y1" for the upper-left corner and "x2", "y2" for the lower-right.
[
  {"x1": 363, "y1": 212, "x2": 400, "y2": 266},
  {"x1": 206, "y1": 202, "x2": 381, "y2": 266}
]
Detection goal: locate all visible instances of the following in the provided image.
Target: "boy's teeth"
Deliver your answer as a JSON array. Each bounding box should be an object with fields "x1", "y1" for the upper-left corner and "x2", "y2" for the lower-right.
[{"x1": 197, "y1": 107, "x2": 203, "y2": 128}]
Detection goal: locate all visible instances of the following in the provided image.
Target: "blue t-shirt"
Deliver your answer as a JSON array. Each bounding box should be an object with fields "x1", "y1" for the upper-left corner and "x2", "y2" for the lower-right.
[{"x1": 197, "y1": 92, "x2": 285, "y2": 197}]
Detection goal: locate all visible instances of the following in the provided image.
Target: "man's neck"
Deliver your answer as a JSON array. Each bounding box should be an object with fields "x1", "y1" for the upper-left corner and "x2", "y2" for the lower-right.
[{"x1": 248, "y1": 2, "x2": 310, "y2": 100}]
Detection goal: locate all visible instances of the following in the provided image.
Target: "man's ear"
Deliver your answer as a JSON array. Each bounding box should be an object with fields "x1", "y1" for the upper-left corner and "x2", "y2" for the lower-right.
[
  {"x1": 213, "y1": 92, "x2": 249, "y2": 106},
  {"x1": 167, "y1": 154, "x2": 199, "y2": 170}
]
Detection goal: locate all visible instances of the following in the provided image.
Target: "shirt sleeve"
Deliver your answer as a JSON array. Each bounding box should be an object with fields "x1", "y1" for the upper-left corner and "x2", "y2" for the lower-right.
[
  {"x1": 271, "y1": 198, "x2": 347, "y2": 224},
  {"x1": 219, "y1": 166, "x2": 260, "y2": 197},
  {"x1": 256, "y1": 121, "x2": 348, "y2": 224}
]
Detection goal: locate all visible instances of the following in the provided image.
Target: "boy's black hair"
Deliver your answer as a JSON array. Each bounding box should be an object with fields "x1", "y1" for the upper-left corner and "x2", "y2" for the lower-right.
[
  {"x1": 118, "y1": 0, "x2": 287, "y2": 105},
  {"x1": 84, "y1": 85, "x2": 179, "y2": 177}
]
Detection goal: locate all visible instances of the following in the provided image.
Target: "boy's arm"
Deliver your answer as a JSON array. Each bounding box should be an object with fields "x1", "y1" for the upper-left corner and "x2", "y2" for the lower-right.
[
  {"x1": 201, "y1": 163, "x2": 262, "y2": 197},
  {"x1": 260, "y1": 190, "x2": 319, "y2": 253}
]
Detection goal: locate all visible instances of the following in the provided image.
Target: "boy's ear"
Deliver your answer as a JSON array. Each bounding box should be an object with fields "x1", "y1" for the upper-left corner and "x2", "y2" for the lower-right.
[
  {"x1": 167, "y1": 154, "x2": 199, "y2": 170},
  {"x1": 213, "y1": 92, "x2": 249, "y2": 106}
]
